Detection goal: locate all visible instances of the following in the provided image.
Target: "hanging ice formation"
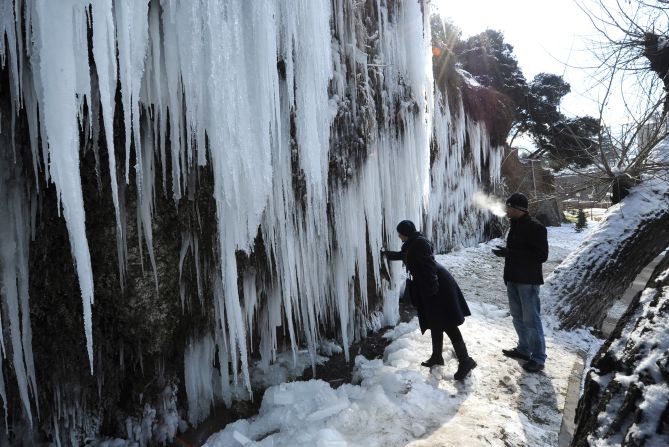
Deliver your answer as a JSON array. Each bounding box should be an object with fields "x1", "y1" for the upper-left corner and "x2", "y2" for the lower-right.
[{"x1": 0, "y1": 0, "x2": 504, "y2": 441}]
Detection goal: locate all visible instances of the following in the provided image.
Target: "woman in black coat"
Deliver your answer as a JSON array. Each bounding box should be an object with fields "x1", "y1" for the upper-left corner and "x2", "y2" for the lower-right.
[{"x1": 383, "y1": 220, "x2": 477, "y2": 380}]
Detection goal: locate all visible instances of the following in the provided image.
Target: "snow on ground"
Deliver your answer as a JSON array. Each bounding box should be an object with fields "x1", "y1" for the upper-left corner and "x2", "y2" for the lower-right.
[{"x1": 204, "y1": 223, "x2": 603, "y2": 447}]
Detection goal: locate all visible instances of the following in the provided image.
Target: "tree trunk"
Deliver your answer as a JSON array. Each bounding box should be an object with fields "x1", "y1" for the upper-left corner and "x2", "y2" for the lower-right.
[
  {"x1": 570, "y1": 249, "x2": 669, "y2": 446},
  {"x1": 546, "y1": 177, "x2": 669, "y2": 329}
]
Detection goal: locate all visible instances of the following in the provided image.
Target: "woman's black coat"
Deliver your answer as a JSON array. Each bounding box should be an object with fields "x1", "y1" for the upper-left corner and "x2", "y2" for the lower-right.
[{"x1": 385, "y1": 233, "x2": 470, "y2": 334}]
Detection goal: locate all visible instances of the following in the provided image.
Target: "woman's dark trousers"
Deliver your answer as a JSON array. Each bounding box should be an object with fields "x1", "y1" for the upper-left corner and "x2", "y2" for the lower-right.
[{"x1": 431, "y1": 326, "x2": 469, "y2": 361}]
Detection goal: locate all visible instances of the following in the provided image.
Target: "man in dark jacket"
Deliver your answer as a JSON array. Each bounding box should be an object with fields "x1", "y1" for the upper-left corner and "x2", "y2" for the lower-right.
[
  {"x1": 493, "y1": 193, "x2": 549, "y2": 373},
  {"x1": 383, "y1": 220, "x2": 477, "y2": 381}
]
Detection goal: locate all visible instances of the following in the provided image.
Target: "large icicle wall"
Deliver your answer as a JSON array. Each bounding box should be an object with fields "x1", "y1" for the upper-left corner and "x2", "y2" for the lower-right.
[{"x1": 0, "y1": 0, "x2": 503, "y2": 442}]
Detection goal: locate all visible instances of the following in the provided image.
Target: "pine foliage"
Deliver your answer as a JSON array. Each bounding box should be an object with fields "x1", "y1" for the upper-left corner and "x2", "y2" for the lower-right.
[{"x1": 575, "y1": 209, "x2": 588, "y2": 232}]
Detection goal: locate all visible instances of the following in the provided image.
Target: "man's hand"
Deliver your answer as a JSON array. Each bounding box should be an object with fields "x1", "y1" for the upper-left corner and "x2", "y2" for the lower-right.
[
  {"x1": 492, "y1": 246, "x2": 508, "y2": 257},
  {"x1": 380, "y1": 248, "x2": 387, "y2": 257}
]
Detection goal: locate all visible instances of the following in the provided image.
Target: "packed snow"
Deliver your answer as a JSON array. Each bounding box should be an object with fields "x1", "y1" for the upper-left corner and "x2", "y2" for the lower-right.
[{"x1": 201, "y1": 225, "x2": 602, "y2": 447}]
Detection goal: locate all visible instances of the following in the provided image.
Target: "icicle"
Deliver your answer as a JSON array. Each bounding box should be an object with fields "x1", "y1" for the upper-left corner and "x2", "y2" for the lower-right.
[
  {"x1": 90, "y1": 0, "x2": 127, "y2": 285},
  {"x1": 289, "y1": 0, "x2": 334, "y2": 204},
  {"x1": 156, "y1": 0, "x2": 185, "y2": 199},
  {"x1": 30, "y1": 0, "x2": 96, "y2": 373},
  {"x1": 73, "y1": 7, "x2": 91, "y2": 125},
  {"x1": 114, "y1": 0, "x2": 150, "y2": 184},
  {"x1": 143, "y1": 0, "x2": 170, "y2": 196},
  {"x1": 13, "y1": 185, "x2": 38, "y2": 418},
  {"x1": 0, "y1": 358, "x2": 6, "y2": 433},
  {"x1": 0, "y1": 127, "x2": 13, "y2": 436},
  {"x1": 21, "y1": 64, "x2": 41, "y2": 187},
  {"x1": 213, "y1": 275, "x2": 232, "y2": 407},
  {"x1": 0, "y1": 234, "x2": 34, "y2": 426},
  {"x1": 178, "y1": 232, "x2": 191, "y2": 309},
  {"x1": 52, "y1": 414, "x2": 61, "y2": 447},
  {"x1": 242, "y1": 272, "x2": 258, "y2": 346},
  {"x1": 117, "y1": 180, "x2": 130, "y2": 289},
  {"x1": 138, "y1": 113, "x2": 159, "y2": 292},
  {"x1": 193, "y1": 233, "x2": 203, "y2": 302},
  {"x1": 0, "y1": 0, "x2": 21, "y2": 111},
  {"x1": 0, "y1": 143, "x2": 36, "y2": 425},
  {"x1": 184, "y1": 335, "x2": 215, "y2": 425},
  {"x1": 219, "y1": 238, "x2": 251, "y2": 391}
]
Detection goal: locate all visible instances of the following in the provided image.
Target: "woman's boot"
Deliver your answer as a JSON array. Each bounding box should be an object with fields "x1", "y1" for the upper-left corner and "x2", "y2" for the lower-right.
[
  {"x1": 422, "y1": 330, "x2": 445, "y2": 367},
  {"x1": 421, "y1": 356, "x2": 445, "y2": 367},
  {"x1": 446, "y1": 327, "x2": 476, "y2": 380},
  {"x1": 453, "y1": 339, "x2": 477, "y2": 380}
]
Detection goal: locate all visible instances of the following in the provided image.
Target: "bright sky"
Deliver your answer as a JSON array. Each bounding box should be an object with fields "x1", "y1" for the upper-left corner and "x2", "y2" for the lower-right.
[{"x1": 432, "y1": 0, "x2": 620, "y2": 142}]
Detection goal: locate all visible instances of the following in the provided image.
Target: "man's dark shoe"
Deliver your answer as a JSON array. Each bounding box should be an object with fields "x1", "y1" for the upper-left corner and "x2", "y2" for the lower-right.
[
  {"x1": 522, "y1": 360, "x2": 545, "y2": 372},
  {"x1": 421, "y1": 356, "x2": 444, "y2": 367},
  {"x1": 502, "y1": 348, "x2": 530, "y2": 361},
  {"x1": 454, "y1": 357, "x2": 477, "y2": 381}
]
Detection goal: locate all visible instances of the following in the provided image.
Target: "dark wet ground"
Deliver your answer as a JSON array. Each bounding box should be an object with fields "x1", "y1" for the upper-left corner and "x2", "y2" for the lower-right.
[{"x1": 172, "y1": 303, "x2": 417, "y2": 446}]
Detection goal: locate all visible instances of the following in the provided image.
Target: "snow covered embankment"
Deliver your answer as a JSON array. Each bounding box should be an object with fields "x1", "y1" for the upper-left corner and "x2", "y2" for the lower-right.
[
  {"x1": 571, "y1": 260, "x2": 669, "y2": 447},
  {"x1": 545, "y1": 147, "x2": 669, "y2": 330}
]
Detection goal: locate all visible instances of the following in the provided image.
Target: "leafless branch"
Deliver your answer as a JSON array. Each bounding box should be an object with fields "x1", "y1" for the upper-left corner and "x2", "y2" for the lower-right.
[{"x1": 559, "y1": 0, "x2": 669, "y2": 197}]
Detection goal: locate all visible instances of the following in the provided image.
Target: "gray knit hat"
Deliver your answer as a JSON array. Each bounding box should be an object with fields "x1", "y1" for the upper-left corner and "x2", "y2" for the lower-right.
[{"x1": 506, "y1": 193, "x2": 529, "y2": 212}]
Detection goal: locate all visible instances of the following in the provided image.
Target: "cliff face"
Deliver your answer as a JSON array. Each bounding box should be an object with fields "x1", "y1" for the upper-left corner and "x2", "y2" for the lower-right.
[{"x1": 0, "y1": 0, "x2": 504, "y2": 442}]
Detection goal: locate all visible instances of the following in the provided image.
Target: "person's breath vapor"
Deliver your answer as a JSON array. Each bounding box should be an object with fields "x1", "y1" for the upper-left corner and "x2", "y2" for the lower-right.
[{"x1": 473, "y1": 192, "x2": 506, "y2": 217}]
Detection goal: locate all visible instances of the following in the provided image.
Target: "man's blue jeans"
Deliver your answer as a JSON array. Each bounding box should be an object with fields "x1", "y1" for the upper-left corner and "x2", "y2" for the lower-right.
[{"x1": 507, "y1": 282, "x2": 547, "y2": 364}]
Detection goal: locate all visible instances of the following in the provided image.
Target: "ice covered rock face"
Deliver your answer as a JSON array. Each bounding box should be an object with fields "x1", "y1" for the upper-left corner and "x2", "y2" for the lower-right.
[{"x1": 0, "y1": 0, "x2": 502, "y2": 442}]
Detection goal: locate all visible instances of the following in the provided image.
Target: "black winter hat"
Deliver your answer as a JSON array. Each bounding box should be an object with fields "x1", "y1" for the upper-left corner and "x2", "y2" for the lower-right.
[
  {"x1": 396, "y1": 220, "x2": 417, "y2": 237},
  {"x1": 506, "y1": 193, "x2": 529, "y2": 213}
]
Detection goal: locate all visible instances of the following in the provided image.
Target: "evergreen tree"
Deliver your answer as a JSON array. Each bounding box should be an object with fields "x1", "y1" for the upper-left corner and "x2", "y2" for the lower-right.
[
  {"x1": 453, "y1": 29, "x2": 528, "y2": 105},
  {"x1": 575, "y1": 209, "x2": 588, "y2": 232},
  {"x1": 436, "y1": 25, "x2": 600, "y2": 168}
]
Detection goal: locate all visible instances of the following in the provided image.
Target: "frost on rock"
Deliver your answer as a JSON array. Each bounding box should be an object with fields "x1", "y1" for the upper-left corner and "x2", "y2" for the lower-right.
[{"x1": 0, "y1": 0, "x2": 504, "y2": 442}]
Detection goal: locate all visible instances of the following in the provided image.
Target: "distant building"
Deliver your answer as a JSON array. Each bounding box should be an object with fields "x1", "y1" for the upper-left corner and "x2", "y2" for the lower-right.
[
  {"x1": 637, "y1": 114, "x2": 668, "y2": 150},
  {"x1": 554, "y1": 171, "x2": 611, "y2": 209}
]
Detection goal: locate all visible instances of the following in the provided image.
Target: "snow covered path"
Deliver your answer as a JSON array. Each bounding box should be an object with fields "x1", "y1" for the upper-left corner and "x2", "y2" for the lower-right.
[{"x1": 205, "y1": 226, "x2": 601, "y2": 447}]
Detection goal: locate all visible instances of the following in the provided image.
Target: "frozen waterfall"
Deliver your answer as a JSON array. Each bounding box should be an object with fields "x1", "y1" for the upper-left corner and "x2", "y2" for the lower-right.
[{"x1": 0, "y1": 0, "x2": 503, "y2": 442}]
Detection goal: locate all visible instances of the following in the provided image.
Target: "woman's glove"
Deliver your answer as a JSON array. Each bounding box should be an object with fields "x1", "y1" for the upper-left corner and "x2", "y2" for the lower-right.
[{"x1": 492, "y1": 246, "x2": 508, "y2": 257}]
